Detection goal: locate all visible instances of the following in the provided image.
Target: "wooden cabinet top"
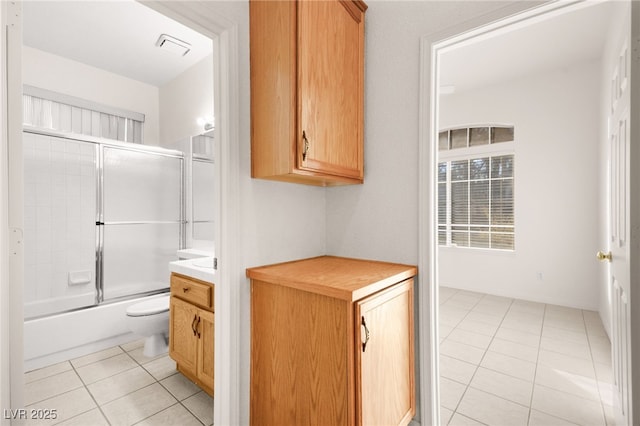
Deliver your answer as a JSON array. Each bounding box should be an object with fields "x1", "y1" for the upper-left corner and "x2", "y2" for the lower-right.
[{"x1": 246, "y1": 256, "x2": 417, "y2": 301}]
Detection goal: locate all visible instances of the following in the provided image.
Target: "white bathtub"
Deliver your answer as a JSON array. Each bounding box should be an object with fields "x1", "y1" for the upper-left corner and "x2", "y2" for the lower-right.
[{"x1": 24, "y1": 293, "x2": 168, "y2": 371}]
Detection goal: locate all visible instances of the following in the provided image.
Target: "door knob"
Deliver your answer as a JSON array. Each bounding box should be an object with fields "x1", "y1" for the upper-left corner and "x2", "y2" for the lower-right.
[{"x1": 596, "y1": 251, "x2": 612, "y2": 262}]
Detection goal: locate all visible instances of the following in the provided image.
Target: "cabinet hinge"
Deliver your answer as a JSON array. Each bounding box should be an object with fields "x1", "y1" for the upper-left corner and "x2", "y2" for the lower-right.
[{"x1": 213, "y1": 257, "x2": 218, "y2": 270}]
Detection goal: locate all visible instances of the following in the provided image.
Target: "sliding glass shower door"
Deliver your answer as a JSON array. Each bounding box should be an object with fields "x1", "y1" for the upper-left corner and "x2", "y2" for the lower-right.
[
  {"x1": 23, "y1": 131, "x2": 184, "y2": 318},
  {"x1": 99, "y1": 145, "x2": 183, "y2": 301},
  {"x1": 23, "y1": 132, "x2": 98, "y2": 319}
]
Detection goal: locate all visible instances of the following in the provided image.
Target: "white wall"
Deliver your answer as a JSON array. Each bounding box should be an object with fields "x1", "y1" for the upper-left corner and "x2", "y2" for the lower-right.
[
  {"x1": 326, "y1": 1, "x2": 536, "y2": 263},
  {"x1": 437, "y1": 61, "x2": 602, "y2": 310},
  {"x1": 22, "y1": 46, "x2": 216, "y2": 151},
  {"x1": 197, "y1": 2, "x2": 329, "y2": 425},
  {"x1": 324, "y1": 2, "x2": 540, "y2": 422},
  {"x1": 22, "y1": 46, "x2": 161, "y2": 145},
  {"x1": 159, "y1": 54, "x2": 214, "y2": 150}
]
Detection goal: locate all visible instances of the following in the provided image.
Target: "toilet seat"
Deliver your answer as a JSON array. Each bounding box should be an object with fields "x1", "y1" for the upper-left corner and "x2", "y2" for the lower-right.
[{"x1": 126, "y1": 295, "x2": 170, "y2": 317}]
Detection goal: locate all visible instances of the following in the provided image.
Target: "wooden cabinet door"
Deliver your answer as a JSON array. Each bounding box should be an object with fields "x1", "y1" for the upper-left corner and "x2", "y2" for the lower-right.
[
  {"x1": 297, "y1": 0, "x2": 364, "y2": 179},
  {"x1": 251, "y1": 280, "x2": 351, "y2": 426},
  {"x1": 197, "y1": 309, "x2": 215, "y2": 392},
  {"x1": 355, "y1": 279, "x2": 415, "y2": 426},
  {"x1": 169, "y1": 296, "x2": 198, "y2": 373}
]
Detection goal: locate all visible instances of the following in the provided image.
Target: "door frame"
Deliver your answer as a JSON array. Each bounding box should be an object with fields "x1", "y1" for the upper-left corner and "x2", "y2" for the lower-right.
[
  {"x1": 0, "y1": 1, "x2": 242, "y2": 425},
  {"x1": 628, "y1": 2, "x2": 640, "y2": 423},
  {"x1": 1, "y1": 1, "x2": 25, "y2": 420},
  {"x1": 417, "y1": 1, "x2": 638, "y2": 424},
  {"x1": 135, "y1": 3, "x2": 242, "y2": 424}
]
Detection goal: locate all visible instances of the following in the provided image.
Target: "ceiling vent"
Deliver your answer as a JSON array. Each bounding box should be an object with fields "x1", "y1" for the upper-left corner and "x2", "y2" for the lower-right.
[{"x1": 155, "y1": 34, "x2": 191, "y2": 56}]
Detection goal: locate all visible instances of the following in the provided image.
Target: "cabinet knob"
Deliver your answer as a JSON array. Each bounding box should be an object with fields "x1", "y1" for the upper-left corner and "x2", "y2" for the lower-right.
[
  {"x1": 302, "y1": 131, "x2": 310, "y2": 161},
  {"x1": 361, "y1": 316, "x2": 370, "y2": 352},
  {"x1": 183, "y1": 287, "x2": 190, "y2": 293}
]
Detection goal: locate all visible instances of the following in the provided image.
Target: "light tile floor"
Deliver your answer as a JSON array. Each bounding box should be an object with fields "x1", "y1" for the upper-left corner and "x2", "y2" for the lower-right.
[
  {"x1": 22, "y1": 339, "x2": 213, "y2": 426},
  {"x1": 439, "y1": 287, "x2": 615, "y2": 426}
]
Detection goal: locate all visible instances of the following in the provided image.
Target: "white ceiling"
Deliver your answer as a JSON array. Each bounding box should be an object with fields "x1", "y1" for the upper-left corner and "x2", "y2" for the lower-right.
[
  {"x1": 23, "y1": 1, "x2": 616, "y2": 92},
  {"x1": 22, "y1": 1, "x2": 214, "y2": 87},
  {"x1": 439, "y1": 1, "x2": 617, "y2": 94}
]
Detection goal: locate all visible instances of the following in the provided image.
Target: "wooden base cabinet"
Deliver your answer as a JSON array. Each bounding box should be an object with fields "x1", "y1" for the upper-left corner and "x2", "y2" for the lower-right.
[
  {"x1": 169, "y1": 273, "x2": 214, "y2": 396},
  {"x1": 247, "y1": 256, "x2": 416, "y2": 426}
]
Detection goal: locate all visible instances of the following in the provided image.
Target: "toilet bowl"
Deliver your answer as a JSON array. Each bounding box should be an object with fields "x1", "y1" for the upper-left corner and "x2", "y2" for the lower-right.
[{"x1": 126, "y1": 295, "x2": 171, "y2": 357}]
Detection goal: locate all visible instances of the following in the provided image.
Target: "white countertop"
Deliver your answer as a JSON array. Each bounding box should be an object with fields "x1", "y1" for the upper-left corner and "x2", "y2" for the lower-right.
[{"x1": 169, "y1": 257, "x2": 215, "y2": 284}]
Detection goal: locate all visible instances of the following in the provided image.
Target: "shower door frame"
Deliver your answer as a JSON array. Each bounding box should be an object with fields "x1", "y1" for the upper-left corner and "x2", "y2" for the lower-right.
[
  {"x1": 187, "y1": 132, "x2": 215, "y2": 247},
  {"x1": 95, "y1": 137, "x2": 185, "y2": 304},
  {"x1": 22, "y1": 127, "x2": 186, "y2": 310}
]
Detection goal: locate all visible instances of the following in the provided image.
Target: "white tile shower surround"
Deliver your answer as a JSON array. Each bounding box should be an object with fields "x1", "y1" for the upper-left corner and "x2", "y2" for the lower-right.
[
  {"x1": 22, "y1": 339, "x2": 213, "y2": 426},
  {"x1": 23, "y1": 132, "x2": 97, "y2": 318},
  {"x1": 439, "y1": 287, "x2": 615, "y2": 426}
]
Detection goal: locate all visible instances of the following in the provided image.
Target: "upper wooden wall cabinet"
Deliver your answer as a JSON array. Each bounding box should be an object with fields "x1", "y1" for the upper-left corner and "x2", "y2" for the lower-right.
[{"x1": 250, "y1": 0, "x2": 367, "y2": 186}]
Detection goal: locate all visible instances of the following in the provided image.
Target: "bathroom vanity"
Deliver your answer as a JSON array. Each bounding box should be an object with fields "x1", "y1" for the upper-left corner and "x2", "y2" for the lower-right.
[
  {"x1": 247, "y1": 256, "x2": 417, "y2": 426},
  {"x1": 168, "y1": 258, "x2": 215, "y2": 397}
]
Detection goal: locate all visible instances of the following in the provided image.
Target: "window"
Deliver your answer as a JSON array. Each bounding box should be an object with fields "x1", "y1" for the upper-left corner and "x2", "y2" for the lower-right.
[
  {"x1": 438, "y1": 125, "x2": 515, "y2": 250},
  {"x1": 22, "y1": 85, "x2": 145, "y2": 143}
]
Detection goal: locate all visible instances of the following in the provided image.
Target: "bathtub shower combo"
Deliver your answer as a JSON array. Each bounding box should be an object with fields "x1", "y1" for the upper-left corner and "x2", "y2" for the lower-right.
[{"x1": 22, "y1": 87, "x2": 214, "y2": 369}]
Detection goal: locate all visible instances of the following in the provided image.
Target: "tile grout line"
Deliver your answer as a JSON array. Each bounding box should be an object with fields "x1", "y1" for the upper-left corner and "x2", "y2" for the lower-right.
[
  {"x1": 88, "y1": 346, "x2": 203, "y2": 426},
  {"x1": 66, "y1": 352, "x2": 114, "y2": 426},
  {"x1": 146, "y1": 367, "x2": 209, "y2": 426},
  {"x1": 525, "y1": 302, "x2": 547, "y2": 426},
  {"x1": 129, "y1": 349, "x2": 211, "y2": 426},
  {"x1": 444, "y1": 294, "x2": 556, "y2": 424},
  {"x1": 582, "y1": 309, "x2": 610, "y2": 426},
  {"x1": 447, "y1": 293, "x2": 513, "y2": 425},
  {"x1": 440, "y1": 291, "x2": 613, "y2": 426},
  {"x1": 21, "y1": 367, "x2": 82, "y2": 407},
  {"x1": 463, "y1": 298, "x2": 540, "y2": 420},
  {"x1": 440, "y1": 288, "x2": 470, "y2": 425},
  {"x1": 439, "y1": 287, "x2": 460, "y2": 426},
  {"x1": 25, "y1": 349, "x2": 131, "y2": 424},
  {"x1": 76, "y1": 345, "x2": 160, "y2": 425},
  {"x1": 120, "y1": 347, "x2": 202, "y2": 426},
  {"x1": 69, "y1": 346, "x2": 127, "y2": 370},
  {"x1": 444, "y1": 289, "x2": 485, "y2": 423},
  {"x1": 117, "y1": 346, "x2": 181, "y2": 426},
  {"x1": 25, "y1": 342, "x2": 213, "y2": 426}
]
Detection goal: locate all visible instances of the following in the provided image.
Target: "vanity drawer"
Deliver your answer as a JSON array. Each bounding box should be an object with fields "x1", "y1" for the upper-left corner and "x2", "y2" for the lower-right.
[{"x1": 171, "y1": 274, "x2": 213, "y2": 311}]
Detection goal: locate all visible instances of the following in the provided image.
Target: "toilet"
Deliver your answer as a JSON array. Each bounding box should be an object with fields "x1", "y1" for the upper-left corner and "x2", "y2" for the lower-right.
[{"x1": 126, "y1": 295, "x2": 171, "y2": 357}]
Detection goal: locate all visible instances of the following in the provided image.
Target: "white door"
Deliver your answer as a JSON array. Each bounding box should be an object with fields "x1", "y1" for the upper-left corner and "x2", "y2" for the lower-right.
[
  {"x1": 607, "y1": 94, "x2": 631, "y2": 426},
  {"x1": 602, "y1": 4, "x2": 633, "y2": 423}
]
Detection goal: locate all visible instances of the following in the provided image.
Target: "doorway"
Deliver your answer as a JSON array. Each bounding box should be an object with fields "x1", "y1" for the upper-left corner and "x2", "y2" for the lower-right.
[
  {"x1": 2, "y1": 1, "x2": 241, "y2": 424},
  {"x1": 21, "y1": 0, "x2": 214, "y2": 357},
  {"x1": 419, "y1": 1, "x2": 636, "y2": 425}
]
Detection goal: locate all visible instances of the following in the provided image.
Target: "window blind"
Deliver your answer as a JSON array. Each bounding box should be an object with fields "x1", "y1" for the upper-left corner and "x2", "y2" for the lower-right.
[
  {"x1": 438, "y1": 125, "x2": 515, "y2": 250},
  {"x1": 22, "y1": 85, "x2": 145, "y2": 144}
]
